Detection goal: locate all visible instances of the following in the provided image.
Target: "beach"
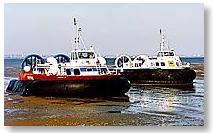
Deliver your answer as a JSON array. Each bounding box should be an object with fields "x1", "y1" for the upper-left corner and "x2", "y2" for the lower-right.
[
  {"x1": 5, "y1": 96, "x2": 168, "y2": 126},
  {"x1": 4, "y1": 64, "x2": 204, "y2": 126}
]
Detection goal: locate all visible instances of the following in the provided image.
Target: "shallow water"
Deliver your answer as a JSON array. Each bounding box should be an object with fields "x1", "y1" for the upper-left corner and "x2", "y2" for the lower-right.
[{"x1": 123, "y1": 80, "x2": 204, "y2": 125}]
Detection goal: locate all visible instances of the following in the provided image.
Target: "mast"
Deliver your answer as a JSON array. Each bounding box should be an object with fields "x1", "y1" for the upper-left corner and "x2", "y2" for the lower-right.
[
  {"x1": 73, "y1": 17, "x2": 86, "y2": 50},
  {"x1": 159, "y1": 29, "x2": 170, "y2": 51},
  {"x1": 160, "y1": 29, "x2": 165, "y2": 51}
]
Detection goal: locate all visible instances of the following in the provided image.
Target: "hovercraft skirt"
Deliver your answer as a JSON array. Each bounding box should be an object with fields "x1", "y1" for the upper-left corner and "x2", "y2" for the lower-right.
[
  {"x1": 120, "y1": 68, "x2": 196, "y2": 88},
  {"x1": 6, "y1": 77, "x2": 130, "y2": 97}
]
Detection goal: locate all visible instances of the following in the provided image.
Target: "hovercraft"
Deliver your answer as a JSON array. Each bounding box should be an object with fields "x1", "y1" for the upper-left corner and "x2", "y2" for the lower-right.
[
  {"x1": 6, "y1": 18, "x2": 130, "y2": 97},
  {"x1": 114, "y1": 29, "x2": 196, "y2": 88}
]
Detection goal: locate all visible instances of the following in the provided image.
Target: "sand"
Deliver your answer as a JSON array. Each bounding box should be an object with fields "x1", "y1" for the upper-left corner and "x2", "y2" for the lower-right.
[
  {"x1": 4, "y1": 64, "x2": 204, "y2": 126},
  {"x1": 4, "y1": 96, "x2": 172, "y2": 126}
]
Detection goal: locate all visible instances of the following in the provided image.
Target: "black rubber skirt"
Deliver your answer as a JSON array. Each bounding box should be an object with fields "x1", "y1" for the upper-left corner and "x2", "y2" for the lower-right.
[
  {"x1": 6, "y1": 77, "x2": 130, "y2": 97},
  {"x1": 121, "y1": 68, "x2": 196, "y2": 88}
]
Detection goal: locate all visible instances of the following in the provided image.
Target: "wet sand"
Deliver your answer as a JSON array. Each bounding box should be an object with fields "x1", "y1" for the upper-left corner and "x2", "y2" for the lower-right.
[
  {"x1": 4, "y1": 64, "x2": 204, "y2": 126},
  {"x1": 190, "y1": 64, "x2": 204, "y2": 80},
  {"x1": 4, "y1": 96, "x2": 171, "y2": 126}
]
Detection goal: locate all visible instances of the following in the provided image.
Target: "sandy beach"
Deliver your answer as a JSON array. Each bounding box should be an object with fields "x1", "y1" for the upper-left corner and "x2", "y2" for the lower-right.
[
  {"x1": 4, "y1": 64, "x2": 204, "y2": 126},
  {"x1": 5, "y1": 96, "x2": 169, "y2": 126}
]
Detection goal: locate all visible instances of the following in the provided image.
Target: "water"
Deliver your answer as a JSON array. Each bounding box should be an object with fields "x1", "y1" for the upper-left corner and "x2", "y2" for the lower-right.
[
  {"x1": 123, "y1": 82, "x2": 204, "y2": 125},
  {"x1": 180, "y1": 57, "x2": 204, "y2": 64},
  {"x1": 4, "y1": 58, "x2": 23, "y2": 68},
  {"x1": 4, "y1": 58, "x2": 204, "y2": 126}
]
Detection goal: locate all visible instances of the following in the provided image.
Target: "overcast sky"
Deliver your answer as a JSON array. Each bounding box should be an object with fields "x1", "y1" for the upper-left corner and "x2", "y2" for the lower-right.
[{"x1": 4, "y1": 3, "x2": 204, "y2": 56}]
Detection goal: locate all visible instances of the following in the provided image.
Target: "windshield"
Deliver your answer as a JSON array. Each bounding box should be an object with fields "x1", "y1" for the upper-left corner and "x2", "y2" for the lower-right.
[
  {"x1": 164, "y1": 52, "x2": 174, "y2": 56},
  {"x1": 78, "y1": 52, "x2": 95, "y2": 59}
]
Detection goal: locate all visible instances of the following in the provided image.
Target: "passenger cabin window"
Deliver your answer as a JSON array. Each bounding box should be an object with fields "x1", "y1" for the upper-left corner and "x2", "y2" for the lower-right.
[
  {"x1": 156, "y1": 62, "x2": 159, "y2": 66},
  {"x1": 92, "y1": 68, "x2": 97, "y2": 71},
  {"x1": 164, "y1": 52, "x2": 169, "y2": 56},
  {"x1": 169, "y1": 52, "x2": 174, "y2": 56},
  {"x1": 161, "y1": 62, "x2": 165, "y2": 66},
  {"x1": 80, "y1": 68, "x2": 87, "y2": 72},
  {"x1": 100, "y1": 68, "x2": 108, "y2": 74},
  {"x1": 176, "y1": 62, "x2": 180, "y2": 66},
  {"x1": 66, "y1": 69, "x2": 71, "y2": 75},
  {"x1": 163, "y1": 52, "x2": 174, "y2": 56},
  {"x1": 70, "y1": 52, "x2": 78, "y2": 60},
  {"x1": 74, "y1": 69, "x2": 80, "y2": 75},
  {"x1": 71, "y1": 52, "x2": 73, "y2": 60},
  {"x1": 74, "y1": 52, "x2": 78, "y2": 60},
  {"x1": 87, "y1": 68, "x2": 92, "y2": 72},
  {"x1": 157, "y1": 52, "x2": 163, "y2": 57},
  {"x1": 78, "y1": 52, "x2": 95, "y2": 59},
  {"x1": 80, "y1": 68, "x2": 97, "y2": 72}
]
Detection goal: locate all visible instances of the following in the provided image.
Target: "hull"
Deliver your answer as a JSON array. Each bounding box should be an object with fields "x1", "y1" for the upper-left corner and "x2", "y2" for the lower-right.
[
  {"x1": 6, "y1": 75, "x2": 130, "y2": 97},
  {"x1": 120, "y1": 68, "x2": 196, "y2": 88}
]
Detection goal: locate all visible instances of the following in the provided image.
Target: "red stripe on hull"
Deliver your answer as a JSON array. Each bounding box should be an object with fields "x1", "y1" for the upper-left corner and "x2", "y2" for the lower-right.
[{"x1": 19, "y1": 72, "x2": 121, "y2": 81}]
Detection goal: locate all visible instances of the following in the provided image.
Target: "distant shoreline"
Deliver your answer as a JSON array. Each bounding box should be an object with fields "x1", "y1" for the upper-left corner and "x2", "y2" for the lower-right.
[{"x1": 4, "y1": 56, "x2": 204, "y2": 60}]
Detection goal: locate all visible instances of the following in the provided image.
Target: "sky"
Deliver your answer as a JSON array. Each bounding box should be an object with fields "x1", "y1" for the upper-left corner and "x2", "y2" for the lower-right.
[{"x1": 4, "y1": 3, "x2": 204, "y2": 57}]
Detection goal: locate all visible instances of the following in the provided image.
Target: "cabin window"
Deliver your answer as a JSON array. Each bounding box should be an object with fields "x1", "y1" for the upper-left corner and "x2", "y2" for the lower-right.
[
  {"x1": 71, "y1": 53, "x2": 73, "y2": 60},
  {"x1": 80, "y1": 68, "x2": 87, "y2": 72},
  {"x1": 87, "y1": 68, "x2": 92, "y2": 72},
  {"x1": 169, "y1": 52, "x2": 174, "y2": 56},
  {"x1": 161, "y1": 62, "x2": 165, "y2": 66},
  {"x1": 136, "y1": 63, "x2": 141, "y2": 67},
  {"x1": 100, "y1": 68, "x2": 108, "y2": 74},
  {"x1": 74, "y1": 69, "x2": 80, "y2": 75},
  {"x1": 78, "y1": 52, "x2": 95, "y2": 59},
  {"x1": 176, "y1": 62, "x2": 180, "y2": 66},
  {"x1": 70, "y1": 53, "x2": 72, "y2": 60},
  {"x1": 66, "y1": 69, "x2": 71, "y2": 75},
  {"x1": 80, "y1": 68, "x2": 97, "y2": 72},
  {"x1": 164, "y1": 52, "x2": 169, "y2": 56},
  {"x1": 156, "y1": 62, "x2": 159, "y2": 66},
  {"x1": 157, "y1": 52, "x2": 163, "y2": 57},
  {"x1": 74, "y1": 52, "x2": 78, "y2": 60},
  {"x1": 92, "y1": 68, "x2": 97, "y2": 71}
]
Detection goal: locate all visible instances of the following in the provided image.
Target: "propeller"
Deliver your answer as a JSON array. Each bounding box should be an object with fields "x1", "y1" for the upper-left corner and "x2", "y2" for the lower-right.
[{"x1": 115, "y1": 55, "x2": 131, "y2": 68}]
